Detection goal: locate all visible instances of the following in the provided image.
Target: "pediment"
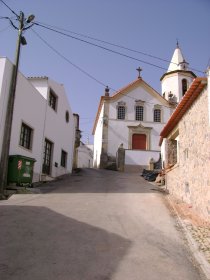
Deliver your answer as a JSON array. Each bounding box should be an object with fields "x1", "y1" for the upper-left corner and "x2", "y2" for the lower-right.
[{"x1": 127, "y1": 123, "x2": 152, "y2": 130}]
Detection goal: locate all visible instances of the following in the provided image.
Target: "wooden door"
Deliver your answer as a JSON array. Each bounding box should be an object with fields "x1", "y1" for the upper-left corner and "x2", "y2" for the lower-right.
[{"x1": 132, "y1": 134, "x2": 146, "y2": 150}]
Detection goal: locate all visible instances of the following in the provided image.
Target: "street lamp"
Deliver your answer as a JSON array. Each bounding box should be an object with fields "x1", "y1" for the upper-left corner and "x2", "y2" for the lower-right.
[{"x1": 0, "y1": 11, "x2": 35, "y2": 198}]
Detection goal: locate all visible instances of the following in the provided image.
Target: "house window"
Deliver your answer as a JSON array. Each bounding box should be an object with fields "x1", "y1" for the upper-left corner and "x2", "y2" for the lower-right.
[
  {"x1": 117, "y1": 106, "x2": 126, "y2": 120},
  {"x1": 61, "y1": 150, "x2": 67, "y2": 168},
  {"x1": 65, "y1": 111, "x2": 69, "y2": 123},
  {"x1": 42, "y1": 139, "x2": 53, "y2": 175},
  {"x1": 154, "y1": 109, "x2": 161, "y2": 122},
  {"x1": 182, "y1": 79, "x2": 188, "y2": 96},
  {"x1": 135, "y1": 106, "x2": 144, "y2": 121},
  {"x1": 49, "y1": 89, "x2": 57, "y2": 111},
  {"x1": 19, "y1": 123, "x2": 33, "y2": 150}
]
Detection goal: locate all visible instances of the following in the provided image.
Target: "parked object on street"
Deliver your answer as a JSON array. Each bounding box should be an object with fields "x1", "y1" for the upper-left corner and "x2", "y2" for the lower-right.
[
  {"x1": 7, "y1": 155, "x2": 36, "y2": 187},
  {"x1": 140, "y1": 169, "x2": 159, "y2": 182}
]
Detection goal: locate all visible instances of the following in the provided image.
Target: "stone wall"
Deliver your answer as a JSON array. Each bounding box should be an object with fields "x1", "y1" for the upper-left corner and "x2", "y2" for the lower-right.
[{"x1": 166, "y1": 88, "x2": 210, "y2": 221}]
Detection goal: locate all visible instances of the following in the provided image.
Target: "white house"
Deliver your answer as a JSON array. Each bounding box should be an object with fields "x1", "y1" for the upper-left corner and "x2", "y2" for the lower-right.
[
  {"x1": 77, "y1": 142, "x2": 93, "y2": 168},
  {"x1": 0, "y1": 56, "x2": 75, "y2": 183},
  {"x1": 93, "y1": 44, "x2": 196, "y2": 171}
]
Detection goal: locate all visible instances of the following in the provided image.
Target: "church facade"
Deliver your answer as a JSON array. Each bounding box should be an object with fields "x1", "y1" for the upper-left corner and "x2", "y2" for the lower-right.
[{"x1": 93, "y1": 44, "x2": 196, "y2": 171}]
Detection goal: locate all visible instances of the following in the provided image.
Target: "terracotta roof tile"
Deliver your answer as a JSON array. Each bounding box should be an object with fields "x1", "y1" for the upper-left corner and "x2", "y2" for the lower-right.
[{"x1": 160, "y1": 77, "x2": 207, "y2": 144}]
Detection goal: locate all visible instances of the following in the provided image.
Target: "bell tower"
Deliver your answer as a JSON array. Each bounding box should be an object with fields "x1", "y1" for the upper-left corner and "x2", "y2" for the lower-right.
[{"x1": 160, "y1": 42, "x2": 196, "y2": 103}]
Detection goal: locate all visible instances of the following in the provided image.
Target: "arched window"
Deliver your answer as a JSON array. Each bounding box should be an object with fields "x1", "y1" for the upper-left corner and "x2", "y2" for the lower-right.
[{"x1": 182, "y1": 79, "x2": 188, "y2": 96}]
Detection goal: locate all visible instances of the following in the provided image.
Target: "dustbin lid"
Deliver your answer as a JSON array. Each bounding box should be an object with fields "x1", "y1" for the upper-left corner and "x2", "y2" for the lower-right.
[{"x1": 9, "y1": 155, "x2": 36, "y2": 162}]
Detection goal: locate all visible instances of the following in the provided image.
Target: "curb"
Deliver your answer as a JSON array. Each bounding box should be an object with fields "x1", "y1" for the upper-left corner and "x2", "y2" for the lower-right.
[{"x1": 167, "y1": 195, "x2": 210, "y2": 280}]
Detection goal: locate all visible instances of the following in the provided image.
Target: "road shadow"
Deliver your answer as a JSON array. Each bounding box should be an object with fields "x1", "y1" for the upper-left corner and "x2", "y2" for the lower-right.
[
  {"x1": 36, "y1": 168, "x2": 163, "y2": 194},
  {"x1": 0, "y1": 205, "x2": 131, "y2": 280}
]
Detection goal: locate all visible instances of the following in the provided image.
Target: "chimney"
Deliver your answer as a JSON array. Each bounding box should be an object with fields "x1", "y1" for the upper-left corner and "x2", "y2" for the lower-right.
[{"x1": 105, "y1": 86, "x2": 110, "y2": 97}]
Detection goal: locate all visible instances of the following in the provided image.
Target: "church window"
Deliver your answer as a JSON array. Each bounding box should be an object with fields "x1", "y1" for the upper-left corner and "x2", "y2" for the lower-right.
[
  {"x1": 135, "y1": 106, "x2": 144, "y2": 121},
  {"x1": 182, "y1": 79, "x2": 188, "y2": 96},
  {"x1": 117, "y1": 106, "x2": 126, "y2": 120},
  {"x1": 154, "y1": 109, "x2": 161, "y2": 122}
]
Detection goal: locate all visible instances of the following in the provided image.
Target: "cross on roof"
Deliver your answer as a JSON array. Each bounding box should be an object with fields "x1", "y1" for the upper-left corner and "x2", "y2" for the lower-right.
[{"x1": 136, "y1": 67, "x2": 142, "y2": 78}]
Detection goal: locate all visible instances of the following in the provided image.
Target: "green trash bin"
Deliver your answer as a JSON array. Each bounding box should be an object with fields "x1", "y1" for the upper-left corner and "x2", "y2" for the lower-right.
[{"x1": 7, "y1": 155, "x2": 36, "y2": 186}]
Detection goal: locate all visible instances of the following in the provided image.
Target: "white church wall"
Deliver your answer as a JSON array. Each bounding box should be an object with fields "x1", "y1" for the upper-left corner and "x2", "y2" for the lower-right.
[{"x1": 125, "y1": 150, "x2": 160, "y2": 166}]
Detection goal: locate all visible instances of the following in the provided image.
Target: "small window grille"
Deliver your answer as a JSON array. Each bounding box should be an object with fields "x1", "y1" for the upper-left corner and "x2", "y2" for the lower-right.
[
  {"x1": 117, "y1": 106, "x2": 126, "y2": 120},
  {"x1": 135, "y1": 106, "x2": 144, "y2": 121},
  {"x1": 154, "y1": 109, "x2": 161, "y2": 122}
]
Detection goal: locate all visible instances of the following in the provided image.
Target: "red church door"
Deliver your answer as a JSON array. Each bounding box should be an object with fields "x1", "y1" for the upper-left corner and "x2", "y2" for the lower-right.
[{"x1": 132, "y1": 134, "x2": 146, "y2": 150}]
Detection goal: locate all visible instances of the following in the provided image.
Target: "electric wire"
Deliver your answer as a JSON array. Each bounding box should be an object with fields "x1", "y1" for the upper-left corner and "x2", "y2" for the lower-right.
[
  {"x1": 33, "y1": 22, "x2": 168, "y2": 71},
  {"x1": 34, "y1": 20, "x2": 204, "y2": 74},
  {"x1": 31, "y1": 28, "x2": 112, "y2": 90},
  {"x1": 35, "y1": 21, "x2": 173, "y2": 64},
  {"x1": 32, "y1": 28, "x2": 173, "y2": 109},
  {"x1": 0, "y1": 0, "x2": 19, "y2": 18}
]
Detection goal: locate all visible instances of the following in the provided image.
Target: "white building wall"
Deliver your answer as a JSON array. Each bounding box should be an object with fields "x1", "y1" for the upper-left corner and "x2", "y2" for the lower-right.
[
  {"x1": 125, "y1": 150, "x2": 160, "y2": 165},
  {"x1": 0, "y1": 58, "x2": 13, "y2": 156},
  {"x1": 161, "y1": 73, "x2": 194, "y2": 103},
  {"x1": 30, "y1": 78, "x2": 75, "y2": 178},
  {"x1": 43, "y1": 79, "x2": 75, "y2": 177},
  {"x1": 106, "y1": 85, "x2": 171, "y2": 157},
  {"x1": 93, "y1": 104, "x2": 104, "y2": 168},
  {"x1": 9, "y1": 71, "x2": 46, "y2": 182},
  {"x1": 0, "y1": 57, "x2": 75, "y2": 182},
  {"x1": 77, "y1": 143, "x2": 93, "y2": 168}
]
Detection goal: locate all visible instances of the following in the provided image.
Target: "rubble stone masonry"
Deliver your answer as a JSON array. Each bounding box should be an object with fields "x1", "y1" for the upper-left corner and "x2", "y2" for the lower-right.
[{"x1": 166, "y1": 87, "x2": 210, "y2": 221}]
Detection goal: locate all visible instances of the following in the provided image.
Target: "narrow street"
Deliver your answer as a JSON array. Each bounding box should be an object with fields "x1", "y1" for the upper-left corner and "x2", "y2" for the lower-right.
[{"x1": 0, "y1": 169, "x2": 206, "y2": 280}]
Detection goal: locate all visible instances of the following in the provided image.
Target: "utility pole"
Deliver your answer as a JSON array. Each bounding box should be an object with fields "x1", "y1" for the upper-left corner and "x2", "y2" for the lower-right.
[{"x1": 0, "y1": 11, "x2": 35, "y2": 198}]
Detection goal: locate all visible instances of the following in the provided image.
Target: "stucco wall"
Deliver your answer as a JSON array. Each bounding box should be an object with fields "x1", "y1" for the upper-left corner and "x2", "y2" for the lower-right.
[
  {"x1": 0, "y1": 58, "x2": 13, "y2": 156},
  {"x1": 77, "y1": 144, "x2": 93, "y2": 168},
  {"x1": 93, "y1": 104, "x2": 104, "y2": 167},
  {"x1": 106, "y1": 82, "x2": 171, "y2": 158},
  {"x1": 166, "y1": 87, "x2": 210, "y2": 220},
  {"x1": 125, "y1": 150, "x2": 160, "y2": 165},
  {"x1": 0, "y1": 58, "x2": 75, "y2": 182},
  {"x1": 161, "y1": 72, "x2": 194, "y2": 103}
]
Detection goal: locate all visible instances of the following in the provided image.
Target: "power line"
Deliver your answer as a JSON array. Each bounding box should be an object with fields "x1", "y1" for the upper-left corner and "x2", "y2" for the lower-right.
[
  {"x1": 35, "y1": 20, "x2": 205, "y2": 74},
  {"x1": 34, "y1": 22, "x2": 168, "y2": 71},
  {"x1": 31, "y1": 28, "x2": 113, "y2": 90},
  {"x1": 0, "y1": 0, "x2": 19, "y2": 18},
  {"x1": 32, "y1": 28, "x2": 173, "y2": 109},
  {"x1": 35, "y1": 21, "x2": 172, "y2": 63}
]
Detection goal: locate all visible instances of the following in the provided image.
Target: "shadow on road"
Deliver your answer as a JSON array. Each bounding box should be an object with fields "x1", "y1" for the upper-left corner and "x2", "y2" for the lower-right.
[
  {"x1": 37, "y1": 168, "x2": 162, "y2": 194},
  {"x1": 0, "y1": 205, "x2": 131, "y2": 280}
]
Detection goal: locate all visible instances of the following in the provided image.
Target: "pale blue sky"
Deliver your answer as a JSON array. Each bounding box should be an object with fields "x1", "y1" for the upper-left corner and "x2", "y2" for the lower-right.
[{"x1": 0, "y1": 0, "x2": 209, "y2": 143}]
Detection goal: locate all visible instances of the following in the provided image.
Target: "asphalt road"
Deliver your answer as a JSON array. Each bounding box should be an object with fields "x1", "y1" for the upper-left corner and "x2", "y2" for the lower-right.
[{"x1": 0, "y1": 169, "x2": 206, "y2": 280}]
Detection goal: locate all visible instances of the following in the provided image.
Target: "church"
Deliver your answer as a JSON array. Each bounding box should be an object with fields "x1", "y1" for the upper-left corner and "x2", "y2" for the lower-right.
[{"x1": 92, "y1": 44, "x2": 196, "y2": 171}]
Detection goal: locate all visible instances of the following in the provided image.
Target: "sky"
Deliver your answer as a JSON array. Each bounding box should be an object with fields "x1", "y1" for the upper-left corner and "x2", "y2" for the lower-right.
[{"x1": 0, "y1": 0, "x2": 210, "y2": 144}]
